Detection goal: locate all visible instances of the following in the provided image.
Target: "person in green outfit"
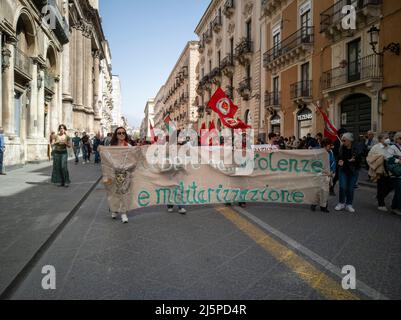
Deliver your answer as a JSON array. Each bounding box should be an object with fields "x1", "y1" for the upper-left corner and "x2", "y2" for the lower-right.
[{"x1": 51, "y1": 124, "x2": 72, "y2": 187}]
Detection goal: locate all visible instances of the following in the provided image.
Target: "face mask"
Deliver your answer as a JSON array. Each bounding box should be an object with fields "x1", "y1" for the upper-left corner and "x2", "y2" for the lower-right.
[{"x1": 384, "y1": 139, "x2": 391, "y2": 145}]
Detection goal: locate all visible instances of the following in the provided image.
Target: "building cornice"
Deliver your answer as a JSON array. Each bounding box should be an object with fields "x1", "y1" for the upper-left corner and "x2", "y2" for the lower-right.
[{"x1": 194, "y1": 0, "x2": 223, "y2": 35}]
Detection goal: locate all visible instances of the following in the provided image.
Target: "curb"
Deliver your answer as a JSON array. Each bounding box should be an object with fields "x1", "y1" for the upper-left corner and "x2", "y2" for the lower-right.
[{"x1": 0, "y1": 175, "x2": 102, "y2": 300}]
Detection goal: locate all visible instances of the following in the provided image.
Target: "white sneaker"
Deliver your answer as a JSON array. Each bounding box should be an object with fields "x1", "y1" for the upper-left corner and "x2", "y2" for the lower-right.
[
  {"x1": 121, "y1": 214, "x2": 128, "y2": 223},
  {"x1": 83, "y1": 161, "x2": 86, "y2": 164},
  {"x1": 378, "y1": 206, "x2": 388, "y2": 212},
  {"x1": 167, "y1": 208, "x2": 174, "y2": 213},
  {"x1": 111, "y1": 212, "x2": 118, "y2": 219},
  {"x1": 335, "y1": 203, "x2": 346, "y2": 211},
  {"x1": 345, "y1": 205, "x2": 356, "y2": 213},
  {"x1": 178, "y1": 208, "x2": 187, "y2": 215}
]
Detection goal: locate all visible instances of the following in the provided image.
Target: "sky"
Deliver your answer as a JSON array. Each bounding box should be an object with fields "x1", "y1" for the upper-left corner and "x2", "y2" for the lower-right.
[{"x1": 100, "y1": 0, "x2": 211, "y2": 129}]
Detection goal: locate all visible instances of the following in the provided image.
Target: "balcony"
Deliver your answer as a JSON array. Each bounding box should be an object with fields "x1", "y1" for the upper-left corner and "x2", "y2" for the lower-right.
[
  {"x1": 263, "y1": 27, "x2": 314, "y2": 72},
  {"x1": 209, "y1": 67, "x2": 222, "y2": 85},
  {"x1": 44, "y1": 71, "x2": 56, "y2": 95},
  {"x1": 238, "y1": 78, "x2": 252, "y2": 100},
  {"x1": 290, "y1": 80, "x2": 313, "y2": 104},
  {"x1": 235, "y1": 38, "x2": 253, "y2": 65},
  {"x1": 182, "y1": 66, "x2": 189, "y2": 78},
  {"x1": 265, "y1": 91, "x2": 281, "y2": 110},
  {"x1": 197, "y1": 105, "x2": 205, "y2": 117},
  {"x1": 199, "y1": 39, "x2": 205, "y2": 53},
  {"x1": 321, "y1": 54, "x2": 383, "y2": 93},
  {"x1": 212, "y1": 15, "x2": 222, "y2": 33},
  {"x1": 204, "y1": 28, "x2": 213, "y2": 44},
  {"x1": 180, "y1": 93, "x2": 189, "y2": 104},
  {"x1": 14, "y1": 48, "x2": 32, "y2": 80},
  {"x1": 220, "y1": 54, "x2": 235, "y2": 77},
  {"x1": 320, "y1": 0, "x2": 382, "y2": 40},
  {"x1": 261, "y1": 0, "x2": 290, "y2": 18},
  {"x1": 223, "y1": 0, "x2": 235, "y2": 18}
]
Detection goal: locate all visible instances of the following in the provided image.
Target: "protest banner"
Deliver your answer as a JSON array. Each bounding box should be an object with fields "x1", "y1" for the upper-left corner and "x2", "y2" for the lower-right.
[{"x1": 100, "y1": 146, "x2": 330, "y2": 213}]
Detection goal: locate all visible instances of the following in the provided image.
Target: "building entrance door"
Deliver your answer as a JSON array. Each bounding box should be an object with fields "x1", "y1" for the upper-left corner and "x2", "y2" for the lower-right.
[{"x1": 341, "y1": 94, "x2": 371, "y2": 141}]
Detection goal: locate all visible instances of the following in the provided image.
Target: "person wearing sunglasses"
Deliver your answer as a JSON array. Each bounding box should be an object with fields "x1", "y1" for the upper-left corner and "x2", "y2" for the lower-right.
[
  {"x1": 109, "y1": 127, "x2": 131, "y2": 223},
  {"x1": 335, "y1": 132, "x2": 362, "y2": 213}
]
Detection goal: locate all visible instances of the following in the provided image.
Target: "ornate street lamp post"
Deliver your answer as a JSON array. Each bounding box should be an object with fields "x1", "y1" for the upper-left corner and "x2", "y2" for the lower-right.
[{"x1": 368, "y1": 25, "x2": 400, "y2": 56}]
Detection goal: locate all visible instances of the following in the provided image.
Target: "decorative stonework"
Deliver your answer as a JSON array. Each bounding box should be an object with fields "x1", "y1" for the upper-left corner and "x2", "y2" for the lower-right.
[
  {"x1": 216, "y1": 37, "x2": 222, "y2": 48},
  {"x1": 227, "y1": 23, "x2": 235, "y2": 35},
  {"x1": 243, "y1": 1, "x2": 253, "y2": 19},
  {"x1": 207, "y1": 48, "x2": 213, "y2": 57}
]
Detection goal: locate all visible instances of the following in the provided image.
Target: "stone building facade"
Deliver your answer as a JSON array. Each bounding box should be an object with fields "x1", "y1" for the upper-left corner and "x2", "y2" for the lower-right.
[
  {"x1": 159, "y1": 41, "x2": 200, "y2": 132},
  {"x1": 0, "y1": 0, "x2": 115, "y2": 168},
  {"x1": 195, "y1": 0, "x2": 264, "y2": 139}
]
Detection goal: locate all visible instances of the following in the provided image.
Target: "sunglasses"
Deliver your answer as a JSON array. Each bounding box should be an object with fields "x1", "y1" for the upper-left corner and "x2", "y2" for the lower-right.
[{"x1": 117, "y1": 132, "x2": 126, "y2": 136}]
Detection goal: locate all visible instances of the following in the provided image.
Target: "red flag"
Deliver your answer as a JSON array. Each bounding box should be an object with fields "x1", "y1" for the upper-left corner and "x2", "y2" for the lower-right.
[
  {"x1": 208, "y1": 87, "x2": 238, "y2": 119},
  {"x1": 221, "y1": 117, "x2": 251, "y2": 130},
  {"x1": 317, "y1": 107, "x2": 338, "y2": 142}
]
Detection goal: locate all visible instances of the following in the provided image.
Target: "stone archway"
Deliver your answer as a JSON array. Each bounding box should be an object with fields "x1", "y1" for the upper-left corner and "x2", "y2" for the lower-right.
[{"x1": 340, "y1": 93, "x2": 372, "y2": 142}]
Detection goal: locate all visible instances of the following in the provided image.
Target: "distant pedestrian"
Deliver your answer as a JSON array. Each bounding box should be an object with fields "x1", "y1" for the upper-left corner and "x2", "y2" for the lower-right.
[
  {"x1": 81, "y1": 132, "x2": 90, "y2": 164},
  {"x1": 109, "y1": 127, "x2": 131, "y2": 223},
  {"x1": 104, "y1": 133, "x2": 112, "y2": 146},
  {"x1": 51, "y1": 124, "x2": 71, "y2": 188},
  {"x1": 0, "y1": 127, "x2": 6, "y2": 175},
  {"x1": 72, "y1": 132, "x2": 82, "y2": 164},
  {"x1": 335, "y1": 133, "x2": 362, "y2": 213},
  {"x1": 93, "y1": 133, "x2": 103, "y2": 164}
]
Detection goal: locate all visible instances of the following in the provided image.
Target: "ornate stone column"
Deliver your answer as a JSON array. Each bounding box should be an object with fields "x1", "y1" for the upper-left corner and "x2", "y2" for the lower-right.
[
  {"x1": 75, "y1": 25, "x2": 84, "y2": 109},
  {"x1": 2, "y1": 37, "x2": 16, "y2": 136},
  {"x1": 37, "y1": 62, "x2": 46, "y2": 139},
  {"x1": 62, "y1": 30, "x2": 73, "y2": 131},
  {"x1": 93, "y1": 50, "x2": 100, "y2": 119}
]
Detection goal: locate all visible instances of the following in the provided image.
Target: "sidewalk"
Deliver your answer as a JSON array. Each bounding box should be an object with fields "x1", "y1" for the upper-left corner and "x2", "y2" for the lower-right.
[{"x1": 0, "y1": 159, "x2": 101, "y2": 297}]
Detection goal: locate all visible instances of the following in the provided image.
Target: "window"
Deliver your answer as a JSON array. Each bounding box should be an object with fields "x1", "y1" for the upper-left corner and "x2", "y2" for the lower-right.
[
  {"x1": 246, "y1": 64, "x2": 251, "y2": 79},
  {"x1": 273, "y1": 76, "x2": 279, "y2": 104},
  {"x1": 246, "y1": 20, "x2": 252, "y2": 41},
  {"x1": 301, "y1": 62, "x2": 310, "y2": 96},
  {"x1": 272, "y1": 25, "x2": 281, "y2": 58},
  {"x1": 218, "y1": 50, "x2": 221, "y2": 67},
  {"x1": 347, "y1": 38, "x2": 361, "y2": 82},
  {"x1": 202, "y1": 68, "x2": 204, "y2": 77},
  {"x1": 300, "y1": 2, "x2": 311, "y2": 40},
  {"x1": 209, "y1": 60, "x2": 212, "y2": 72}
]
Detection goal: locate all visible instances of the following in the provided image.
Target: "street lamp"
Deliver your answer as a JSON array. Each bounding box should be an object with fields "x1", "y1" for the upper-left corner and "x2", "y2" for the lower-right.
[{"x1": 368, "y1": 25, "x2": 400, "y2": 56}]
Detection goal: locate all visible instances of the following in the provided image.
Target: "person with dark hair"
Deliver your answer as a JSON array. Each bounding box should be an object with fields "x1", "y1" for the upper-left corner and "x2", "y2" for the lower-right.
[
  {"x1": 72, "y1": 132, "x2": 81, "y2": 164},
  {"x1": 330, "y1": 128, "x2": 347, "y2": 195},
  {"x1": 81, "y1": 132, "x2": 90, "y2": 164},
  {"x1": 109, "y1": 127, "x2": 131, "y2": 223},
  {"x1": 51, "y1": 124, "x2": 71, "y2": 187},
  {"x1": 93, "y1": 133, "x2": 103, "y2": 164}
]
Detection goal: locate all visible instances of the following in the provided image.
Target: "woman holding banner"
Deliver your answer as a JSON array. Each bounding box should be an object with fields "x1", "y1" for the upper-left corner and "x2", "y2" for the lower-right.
[{"x1": 109, "y1": 127, "x2": 131, "y2": 223}]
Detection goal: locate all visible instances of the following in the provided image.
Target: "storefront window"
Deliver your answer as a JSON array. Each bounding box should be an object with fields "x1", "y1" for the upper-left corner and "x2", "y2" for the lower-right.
[{"x1": 297, "y1": 108, "x2": 313, "y2": 138}]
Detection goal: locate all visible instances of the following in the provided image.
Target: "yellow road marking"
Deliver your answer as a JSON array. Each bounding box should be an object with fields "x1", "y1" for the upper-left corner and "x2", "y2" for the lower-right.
[{"x1": 216, "y1": 205, "x2": 360, "y2": 300}]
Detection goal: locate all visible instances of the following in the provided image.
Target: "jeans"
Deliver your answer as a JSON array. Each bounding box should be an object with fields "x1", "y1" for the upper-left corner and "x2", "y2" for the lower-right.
[
  {"x1": 339, "y1": 169, "x2": 359, "y2": 206},
  {"x1": 82, "y1": 144, "x2": 89, "y2": 161},
  {"x1": 377, "y1": 176, "x2": 394, "y2": 207},
  {"x1": 73, "y1": 146, "x2": 80, "y2": 163},
  {"x1": 94, "y1": 150, "x2": 100, "y2": 163},
  {"x1": 0, "y1": 149, "x2": 4, "y2": 173},
  {"x1": 392, "y1": 178, "x2": 401, "y2": 210}
]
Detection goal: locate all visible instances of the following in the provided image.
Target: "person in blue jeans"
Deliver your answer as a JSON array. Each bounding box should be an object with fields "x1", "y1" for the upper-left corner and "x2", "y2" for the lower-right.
[
  {"x1": 335, "y1": 133, "x2": 362, "y2": 213},
  {"x1": 0, "y1": 127, "x2": 5, "y2": 175}
]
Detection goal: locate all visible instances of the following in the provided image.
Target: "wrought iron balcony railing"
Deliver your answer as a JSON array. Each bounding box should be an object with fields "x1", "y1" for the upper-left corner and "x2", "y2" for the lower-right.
[
  {"x1": 265, "y1": 91, "x2": 281, "y2": 107},
  {"x1": 235, "y1": 38, "x2": 253, "y2": 57},
  {"x1": 204, "y1": 28, "x2": 213, "y2": 44},
  {"x1": 212, "y1": 14, "x2": 222, "y2": 33},
  {"x1": 290, "y1": 80, "x2": 313, "y2": 100},
  {"x1": 263, "y1": 27, "x2": 314, "y2": 67},
  {"x1": 238, "y1": 78, "x2": 251, "y2": 100},
  {"x1": 320, "y1": 0, "x2": 382, "y2": 34},
  {"x1": 14, "y1": 47, "x2": 32, "y2": 77},
  {"x1": 320, "y1": 54, "x2": 383, "y2": 91}
]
